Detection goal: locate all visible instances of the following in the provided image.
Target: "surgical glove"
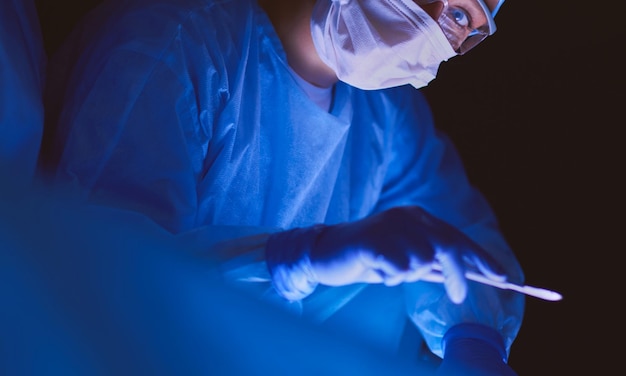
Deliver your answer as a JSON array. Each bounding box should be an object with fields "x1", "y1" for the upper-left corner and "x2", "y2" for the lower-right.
[
  {"x1": 265, "y1": 206, "x2": 507, "y2": 302},
  {"x1": 436, "y1": 323, "x2": 517, "y2": 376}
]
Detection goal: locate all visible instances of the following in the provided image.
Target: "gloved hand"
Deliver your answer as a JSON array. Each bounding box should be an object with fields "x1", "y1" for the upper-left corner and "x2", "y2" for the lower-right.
[
  {"x1": 265, "y1": 206, "x2": 507, "y2": 302},
  {"x1": 436, "y1": 323, "x2": 518, "y2": 376}
]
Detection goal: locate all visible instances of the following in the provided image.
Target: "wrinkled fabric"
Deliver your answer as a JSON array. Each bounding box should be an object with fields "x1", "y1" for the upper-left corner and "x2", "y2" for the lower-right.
[
  {"x1": 310, "y1": 0, "x2": 456, "y2": 90},
  {"x1": 0, "y1": 179, "x2": 432, "y2": 376},
  {"x1": 0, "y1": 0, "x2": 46, "y2": 182},
  {"x1": 41, "y1": 0, "x2": 524, "y2": 362}
]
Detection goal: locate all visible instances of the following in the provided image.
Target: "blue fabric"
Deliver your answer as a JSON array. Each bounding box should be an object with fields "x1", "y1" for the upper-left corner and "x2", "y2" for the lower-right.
[
  {"x1": 437, "y1": 323, "x2": 517, "y2": 375},
  {"x1": 0, "y1": 0, "x2": 46, "y2": 182},
  {"x1": 443, "y1": 323, "x2": 507, "y2": 362},
  {"x1": 0, "y1": 180, "x2": 434, "y2": 375},
  {"x1": 41, "y1": 0, "x2": 524, "y2": 362}
]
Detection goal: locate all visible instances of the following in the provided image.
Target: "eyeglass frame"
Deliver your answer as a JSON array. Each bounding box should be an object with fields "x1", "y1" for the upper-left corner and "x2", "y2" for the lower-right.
[{"x1": 416, "y1": 0, "x2": 505, "y2": 55}]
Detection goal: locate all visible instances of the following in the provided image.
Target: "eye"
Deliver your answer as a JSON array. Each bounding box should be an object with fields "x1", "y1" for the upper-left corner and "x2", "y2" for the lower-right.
[{"x1": 448, "y1": 7, "x2": 470, "y2": 28}]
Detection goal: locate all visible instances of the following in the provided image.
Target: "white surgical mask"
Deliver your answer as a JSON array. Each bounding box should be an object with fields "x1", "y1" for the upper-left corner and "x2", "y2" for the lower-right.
[{"x1": 310, "y1": 0, "x2": 457, "y2": 90}]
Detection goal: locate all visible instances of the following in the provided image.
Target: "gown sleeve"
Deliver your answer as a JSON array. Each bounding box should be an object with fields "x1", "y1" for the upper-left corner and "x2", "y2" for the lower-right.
[
  {"x1": 44, "y1": 24, "x2": 283, "y2": 306},
  {"x1": 51, "y1": 47, "x2": 208, "y2": 233},
  {"x1": 374, "y1": 86, "x2": 525, "y2": 359}
]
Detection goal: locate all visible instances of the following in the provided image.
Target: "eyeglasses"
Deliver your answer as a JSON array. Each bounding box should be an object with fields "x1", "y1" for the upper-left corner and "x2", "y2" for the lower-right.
[{"x1": 415, "y1": 0, "x2": 504, "y2": 55}]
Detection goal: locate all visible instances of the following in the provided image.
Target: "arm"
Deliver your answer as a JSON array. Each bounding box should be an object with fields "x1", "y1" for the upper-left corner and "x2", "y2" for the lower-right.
[
  {"x1": 50, "y1": 47, "x2": 205, "y2": 233},
  {"x1": 376, "y1": 87, "x2": 524, "y2": 359},
  {"x1": 45, "y1": 33, "x2": 283, "y2": 290}
]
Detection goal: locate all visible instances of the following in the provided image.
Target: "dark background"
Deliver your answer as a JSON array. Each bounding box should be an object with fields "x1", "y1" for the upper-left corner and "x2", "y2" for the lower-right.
[
  {"x1": 34, "y1": 1, "x2": 622, "y2": 374},
  {"x1": 423, "y1": 2, "x2": 622, "y2": 374}
]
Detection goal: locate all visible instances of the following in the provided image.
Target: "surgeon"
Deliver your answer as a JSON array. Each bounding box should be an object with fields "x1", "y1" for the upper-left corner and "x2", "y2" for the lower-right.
[
  {"x1": 39, "y1": 0, "x2": 525, "y2": 374},
  {"x1": 0, "y1": 0, "x2": 46, "y2": 183}
]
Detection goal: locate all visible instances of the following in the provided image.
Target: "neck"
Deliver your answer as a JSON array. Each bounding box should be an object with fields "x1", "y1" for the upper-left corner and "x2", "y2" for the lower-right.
[{"x1": 258, "y1": 0, "x2": 337, "y2": 88}]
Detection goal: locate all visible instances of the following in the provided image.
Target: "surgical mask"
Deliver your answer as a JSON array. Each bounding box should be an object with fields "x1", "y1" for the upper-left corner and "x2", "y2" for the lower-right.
[{"x1": 310, "y1": 0, "x2": 457, "y2": 90}]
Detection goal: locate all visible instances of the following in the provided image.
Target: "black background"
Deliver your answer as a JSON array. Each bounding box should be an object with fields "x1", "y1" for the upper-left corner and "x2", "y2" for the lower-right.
[
  {"x1": 35, "y1": 1, "x2": 622, "y2": 374},
  {"x1": 423, "y1": 2, "x2": 622, "y2": 374}
]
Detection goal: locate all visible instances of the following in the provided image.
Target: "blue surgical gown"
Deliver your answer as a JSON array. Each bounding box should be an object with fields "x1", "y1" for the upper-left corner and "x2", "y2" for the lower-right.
[
  {"x1": 0, "y1": 180, "x2": 431, "y2": 375},
  {"x1": 41, "y1": 0, "x2": 525, "y2": 362},
  {"x1": 0, "y1": 0, "x2": 46, "y2": 182}
]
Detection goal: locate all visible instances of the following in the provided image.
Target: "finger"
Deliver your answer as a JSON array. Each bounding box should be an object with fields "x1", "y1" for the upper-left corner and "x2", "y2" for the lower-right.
[
  {"x1": 448, "y1": 230, "x2": 508, "y2": 281},
  {"x1": 422, "y1": 209, "x2": 505, "y2": 279},
  {"x1": 382, "y1": 272, "x2": 408, "y2": 286},
  {"x1": 358, "y1": 253, "x2": 405, "y2": 284},
  {"x1": 436, "y1": 250, "x2": 467, "y2": 304},
  {"x1": 380, "y1": 257, "x2": 435, "y2": 286},
  {"x1": 464, "y1": 249, "x2": 507, "y2": 282},
  {"x1": 363, "y1": 252, "x2": 436, "y2": 286},
  {"x1": 404, "y1": 257, "x2": 436, "y2": 283},
  {"x1": 378, "y1": 241, "x2": 433, "y2": 285}
]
